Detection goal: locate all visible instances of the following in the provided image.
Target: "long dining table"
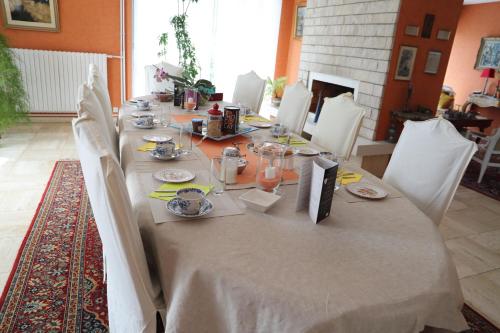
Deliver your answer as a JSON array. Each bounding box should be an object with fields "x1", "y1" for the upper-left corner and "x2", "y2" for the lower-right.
[{"x1": 118, "y1": 100, "x2": 468, "y2": 333}]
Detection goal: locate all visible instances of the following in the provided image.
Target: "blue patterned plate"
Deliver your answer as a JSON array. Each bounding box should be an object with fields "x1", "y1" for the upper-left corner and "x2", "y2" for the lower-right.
[{"x1": 166, "y1": 198, "x2": 214, "y2": 218}]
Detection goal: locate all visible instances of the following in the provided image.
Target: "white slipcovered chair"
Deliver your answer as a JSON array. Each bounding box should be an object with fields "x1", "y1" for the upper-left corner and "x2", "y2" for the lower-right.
[
  {"x1": 276, "y1": 82, "x2": 312, "y2": 134},
  {"x1": 144, "y1": 62, "x2": 183, "y2": 94},
  {"x1": 467, "y1": 128, "x2": 500, "y2": 183},
  {"x1": 232, "y1": 70, "x2": 266, "y2": 114},
  {"x1": 87, "y1": 64, "x2": 117, "y2": 142},
  {"x1": 77, "y1": 84, "x2": 119, "y2": 160},
  {"x1": 311, "y1": 92, "x2": 365, "y2": 160},
  {"x1": 72, "y1": 116, "x2": 163, "y2": 333},
  {"x1": 383, "y1": 118, "x2": 477, "y2": 224}
]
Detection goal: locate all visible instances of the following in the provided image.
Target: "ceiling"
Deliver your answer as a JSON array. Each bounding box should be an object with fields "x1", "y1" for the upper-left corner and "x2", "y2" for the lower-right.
[{"x1": 464, "y1": 0, "x2": 500, "y2": 5}]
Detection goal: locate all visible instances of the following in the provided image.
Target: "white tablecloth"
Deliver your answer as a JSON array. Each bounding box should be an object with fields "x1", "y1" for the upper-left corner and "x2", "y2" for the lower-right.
[{"x1": 119, "y1": 101, "x2": 468, "y2": 333}]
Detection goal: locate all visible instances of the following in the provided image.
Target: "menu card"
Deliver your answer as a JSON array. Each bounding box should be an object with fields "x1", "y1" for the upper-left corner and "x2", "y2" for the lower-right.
[{"x1": 295, "y1": 157, "x2": 338, "y2": 223}]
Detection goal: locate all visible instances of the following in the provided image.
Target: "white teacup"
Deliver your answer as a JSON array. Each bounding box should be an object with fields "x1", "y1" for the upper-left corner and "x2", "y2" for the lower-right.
[
  {"x1": 176, "y1": 188, "x2": 205, "y2": 215},
  {"x1": 155, "y1": 141, "x2": 176, "y2": 157},
  {"x1": 137, "y1": 115, "x2": 154, "y2": 127},
  {"x1": 136, "y1": 99, "x2": 150, "y2": 109},
  {"x1": 271, "y1": 124, "x2": 289, "y2": 137}
]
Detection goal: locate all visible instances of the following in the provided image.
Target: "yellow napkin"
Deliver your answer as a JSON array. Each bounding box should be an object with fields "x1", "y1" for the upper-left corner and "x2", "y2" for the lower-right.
[
  {"x1": 337, "y1": 170, "x2": 363, "y2": 185},
  {"x1": 137, "y1": 142, "x2": 156, "y2": 152},
  {"x1": 277, "y1": 137, "x2": 308, "y2": 146},
  {"x1": 242, "y1": 115, "x2": 271, "y2": 123},
  {"x1": 149, "y1": 182, "x2": 212, "y2": 202}
]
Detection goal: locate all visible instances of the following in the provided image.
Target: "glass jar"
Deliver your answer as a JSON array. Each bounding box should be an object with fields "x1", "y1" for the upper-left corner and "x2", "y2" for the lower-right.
[
  {"x1": 184, "y1": 87, "x2": 198, "y2": 111},
  {"x1": 207, "y1": 103, "x2": 223, "y2": 137},
  {"x1": 256, "y1": 142, "x2": 286, "y2": 193}
]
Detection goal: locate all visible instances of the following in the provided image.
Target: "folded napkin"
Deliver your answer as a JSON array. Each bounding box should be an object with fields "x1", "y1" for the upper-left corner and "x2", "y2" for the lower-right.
[
  {"x1": 137, "y1": 142, "x2": 156, "y2": 152},
  {"x1": 337, "y1": 170, "x2": 363, "y2": 185},
  {"x1": 149, "y1": 182, "x2": 212, "y2": 202},
  {"x1": 242, "y1": 115, "x2": 271, "y2": 123},
  {"x1": 277, "y1": 137, "x2": 308, "y2": 146}
]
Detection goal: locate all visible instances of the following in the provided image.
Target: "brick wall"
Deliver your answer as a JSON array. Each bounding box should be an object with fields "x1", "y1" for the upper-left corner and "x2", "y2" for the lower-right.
[{"x1": 299, "y1": 0, "x2": 401, "y2": 140}]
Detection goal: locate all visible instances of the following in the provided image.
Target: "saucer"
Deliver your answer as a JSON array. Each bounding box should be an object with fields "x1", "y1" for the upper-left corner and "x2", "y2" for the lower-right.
[
  {"x1": 296, "y1": 147, "x2": 319, "y2": 156},
  {"x1": 143, "y1": 135, "x2": 172, "y2": 143},
  {"x1": 132, "y1": 112, "x2": 154, "y2": 118},
  {"x1": 167, "y1": 198, "x2": 214, "y2": 218},
  {"x1": 150, "y1": 150, "x2": 182, "y2": 161},
  {"x1": 248, "y1": 121, "x2": 272, "y2": 128},
  {"x1": 345, "y1": 182, "x2": 388, "y2": 200},
  {"x1": 153, "y1": 168, "x2": 195, "y2": 183},
  {"x1": 133, "y1": 120, "x2": 155, "y2": 129},
  {"x1": 135, "y1": 105, "x2": 151, "y2": 111}
]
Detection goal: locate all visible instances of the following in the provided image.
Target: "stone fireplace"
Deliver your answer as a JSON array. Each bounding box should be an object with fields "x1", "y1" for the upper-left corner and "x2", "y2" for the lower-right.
[{"x1": 299, "y1": 0, "x2": 401, "y2": 140}]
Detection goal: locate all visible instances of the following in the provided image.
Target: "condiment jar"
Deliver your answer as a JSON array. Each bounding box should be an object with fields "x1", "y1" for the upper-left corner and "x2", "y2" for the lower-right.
[{"x1": 207, "y1": 103, "x2": 223, "y2": 137}]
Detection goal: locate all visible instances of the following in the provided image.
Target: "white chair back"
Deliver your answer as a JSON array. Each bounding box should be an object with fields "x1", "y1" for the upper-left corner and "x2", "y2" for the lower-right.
[
  {"x1": 277, "y1": 82, "x2": 312, "y2": 134},
  {"x1": 144, "y1": 62, "x2": 183, "y2": 94},
  {"x1": 88, "y1": 64, "x2": 117, "y2": 142},
  {"x1": 383, "y1": 118, "x2": 477, "y2": 224},
  {"x1": 232, "y1": 71, "x2": 266, "y2": 114},
  {"x1": 77, "y1": 84, "x2": 119, "y2": 160},
  {"x1": 311, "y1": 92, "x2": 365, "y2": 160},
  {"x1": 72, "y1": 117, "x2": 161, "y2": 332}
]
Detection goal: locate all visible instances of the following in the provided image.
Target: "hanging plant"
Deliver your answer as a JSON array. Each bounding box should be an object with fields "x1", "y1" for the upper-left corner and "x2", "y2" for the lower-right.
[
  {"x1": 157, "y1": 32, "x2": 169, "y2": 61},
  {"x1": 170, "y1": 0, "x2": 199, "y2": 84},
  {"x1": 0, "y1": 34, "x2": 29, "y2": 136}
]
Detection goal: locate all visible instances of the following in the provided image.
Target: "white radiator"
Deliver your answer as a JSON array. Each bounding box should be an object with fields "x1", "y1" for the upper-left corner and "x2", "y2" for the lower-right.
[{"x1": 11, "y1": 48, "x2": 107, "y2": 113}]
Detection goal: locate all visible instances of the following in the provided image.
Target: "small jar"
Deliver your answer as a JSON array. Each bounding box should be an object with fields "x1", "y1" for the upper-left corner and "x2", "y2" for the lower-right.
[{"x1": 207, "y1": 103, "x2": 223, "y2": 137}]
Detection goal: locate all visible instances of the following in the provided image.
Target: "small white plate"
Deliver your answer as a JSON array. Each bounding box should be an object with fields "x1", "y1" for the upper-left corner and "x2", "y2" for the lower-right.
[
  {"x1": 150, "y1": 150, "x2": 182, "y2": 161},
  {"x1": 345, "y1": 182, "x2": 388, "y2": 200},
  {"x1": 248, "y1": 121, "x2": 272, "y2": 128},
  {"x1": 296, "y1": 147, "x2": 319, "y2": 156},
  {"x1": 132, "y1": 112, "x2": 154, "y2": 118},
  {"x1": 167, "y1": 198, "x2": 213, "y2": 218},
  {"x1": 132, "y1": 120, "x2": 155, "y2": 129},
  {"x1": 153, "y1": 168, "x2": 195, "y2": 183},
  {"x1": 143, "y1": 135, "x2": 172, "y2": 143}
]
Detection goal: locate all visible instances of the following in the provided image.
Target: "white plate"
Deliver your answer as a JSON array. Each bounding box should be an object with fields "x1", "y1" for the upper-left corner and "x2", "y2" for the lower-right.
[
  {"x1": 296, "y1": 147, "x2": 319, "y2": 156},
  {"x1": 248, "y1": 121, "x2": 272, "y2": 128},
  {"x1": 135, "y1": 105, "x2": 152, "y2": 111},
  {"x1": 167, "y1": 198, "x2": 213, "y2": 218},
  {"x1": 132, "y1": 112, "x2": 154, "y2": 118},
  {"x1": 153, "y1": 168, "x2": 195, "y2": 183},
  {"x1": 143, "y1": 135, "x2": 172, "y2": 143},
  {"x1": 345, "y1": 182, "x2": 388, "y2": 200}
]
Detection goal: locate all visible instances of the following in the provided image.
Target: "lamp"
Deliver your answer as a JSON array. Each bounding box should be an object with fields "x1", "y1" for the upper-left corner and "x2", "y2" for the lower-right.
[{"x1": 480, "y1": 68, "x2": 495, "y2": 95}]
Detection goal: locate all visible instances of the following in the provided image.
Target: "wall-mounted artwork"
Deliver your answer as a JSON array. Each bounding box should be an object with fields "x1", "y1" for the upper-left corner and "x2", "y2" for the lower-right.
[
  {"x1": 405, "y1": 25, "x2": 419, "y2": 37},
  {"x1": 475, "y1": 37, "x2": 500, "y2": 70},
  {"x1": 294, "y1": 4, "x2": 306, "y2": 38},
  {"x1": 0, "y1": 0, "x2": 59, "y2": 32},
  {"x1": 421, "y1": 14, "x2": 435, "y2": 39},
  {"x1": 424, "y1": 51, "x2": 442, "y2": 74},
  {"x1": 436, "y1": 30, "x2": 451, "y2": 41},
  {"x1": 395, "y1": 46, "x2": 418, "y2": 81}
]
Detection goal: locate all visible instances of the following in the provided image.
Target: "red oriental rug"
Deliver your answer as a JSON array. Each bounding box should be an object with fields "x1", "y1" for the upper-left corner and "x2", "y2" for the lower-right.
[
  {"x1": 0, "y1": 161, "x2": 108, "y2": 332},
  {"x1": 0, "y1": 161, "x2": 498, "y2": 332}
]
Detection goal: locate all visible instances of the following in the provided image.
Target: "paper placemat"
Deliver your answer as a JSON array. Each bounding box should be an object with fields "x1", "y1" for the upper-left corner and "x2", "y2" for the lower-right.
[{"x1": 138, "y1": 171, "x2": 244, "y2": 223}]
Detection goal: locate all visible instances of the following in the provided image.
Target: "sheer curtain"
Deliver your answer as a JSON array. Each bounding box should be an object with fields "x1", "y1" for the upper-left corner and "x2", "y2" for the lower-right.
[{"x1": 132, "y1": 0, "x2": 282, "y2": 98}]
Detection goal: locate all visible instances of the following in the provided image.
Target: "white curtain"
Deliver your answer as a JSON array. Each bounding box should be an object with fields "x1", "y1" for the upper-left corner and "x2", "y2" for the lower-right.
[{"x1": 132, "y1": 0, "x2": 282, "y2": 98}]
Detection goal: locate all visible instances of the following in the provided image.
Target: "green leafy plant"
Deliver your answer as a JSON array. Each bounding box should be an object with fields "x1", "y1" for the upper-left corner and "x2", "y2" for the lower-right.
[
  {"x1": 266, "y1": 76, "x2": 287, "y2": 99},
  {"x1": 0, "y1": 34, "x2": 29, "y2": 136},
  {"x1": 157, "y1": 32, "x2": 169, "y2": 61},
  {"x1": 170, "y1": 0, "x2": 199, "y2": 84}
]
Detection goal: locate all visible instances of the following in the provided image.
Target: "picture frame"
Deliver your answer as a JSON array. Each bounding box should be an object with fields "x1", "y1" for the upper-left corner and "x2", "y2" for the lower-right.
[
  {"x1": 436, "y1": 30, "x2": 451, "y2": 41},
  {"x1": 294, "y1": 4, "x2": 306, "y2": 38},
  {"x1": 424, "y1": 51, "x2": 442, "y2": 74},
  {"x1": 421, "y1": 14, "x2": 435, "y2": 39},
  {"x1": 395, "y1": 46, "x2": 418, "y2": 81},
  {"x1": 474, "y1": 37, "x2": 500, "y2": 70},
  {"x1": 404, "y1": 25, "x2": 419, "y2": 37},
  {"x1": 0, "y1": 0, "x2": 59, "y2": 32}
]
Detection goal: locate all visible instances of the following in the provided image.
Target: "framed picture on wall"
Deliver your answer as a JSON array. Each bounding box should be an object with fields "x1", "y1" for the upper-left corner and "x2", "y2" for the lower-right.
[
  {"x1": 424, "y1": 51, "x2": 442, "y2": 74},
  {"x1": 294, "y1": 4, "x2": 306, "y2": 38},
  {"x1": 475, "y1": 37, "x2": 500, "y2": 70},
  {"x1": 395, "y1": 46, "x2": 418, "y2": 80},
  {"x1": 0, "y1": 0, "x2": 59, "y2": 32}
]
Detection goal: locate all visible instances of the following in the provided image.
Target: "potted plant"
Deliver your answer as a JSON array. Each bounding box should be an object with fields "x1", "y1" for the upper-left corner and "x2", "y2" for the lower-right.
[
  {"x1": 266, "y1": 76, "x2": 287, "y2": 106},
  {"x1": 0, "y1": 34, "x2": 29, "y2": 138}
]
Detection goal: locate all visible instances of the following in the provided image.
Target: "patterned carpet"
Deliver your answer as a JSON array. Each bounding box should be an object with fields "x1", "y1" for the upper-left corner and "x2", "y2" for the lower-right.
[
  {"x1": 461, "y1": 161, "x2": 500, "y2": 201},
  {"x1": 0, "y1": 160, "x2": 498, "y2": 332}
]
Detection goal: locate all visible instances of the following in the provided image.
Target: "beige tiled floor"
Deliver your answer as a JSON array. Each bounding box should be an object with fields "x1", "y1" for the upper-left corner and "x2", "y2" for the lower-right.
[{"x1": 1, "y1": 122, "x2": 499, "y2": 327}]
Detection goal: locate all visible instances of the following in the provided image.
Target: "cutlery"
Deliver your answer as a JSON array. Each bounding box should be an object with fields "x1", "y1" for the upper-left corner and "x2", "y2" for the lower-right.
[{"x1": 154, "y1": 190, "x2": 178, "y2": 193}]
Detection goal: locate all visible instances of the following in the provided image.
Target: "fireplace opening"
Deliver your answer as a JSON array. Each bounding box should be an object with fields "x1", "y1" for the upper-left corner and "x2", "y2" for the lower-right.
[{"x1": 310, "y1": 79, "x2": 354, "y2": 122}]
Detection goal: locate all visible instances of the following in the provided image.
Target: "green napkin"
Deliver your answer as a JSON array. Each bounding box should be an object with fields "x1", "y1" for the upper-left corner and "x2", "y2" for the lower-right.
[
  {"x1": 277, "y1": 137, "x2": 308, "y2": 146},
  {"x1": 149, "y1": 182, "x2": 212, "y2": 202}
]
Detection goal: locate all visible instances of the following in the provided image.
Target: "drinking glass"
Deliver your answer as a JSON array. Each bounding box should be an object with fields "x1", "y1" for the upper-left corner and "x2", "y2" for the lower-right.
[
  {"x1": 158, "y1": 109, "x2": 171, "y2": 128},
  {"x1": 178, "y1": 124, "x2": 193, "y2": 155},
  {"x1": 184, "y1": 88, "x2": 198, "y2": 111},
  {"x1": 210, "y1": 157, "x2": 225, "y2": 195}
]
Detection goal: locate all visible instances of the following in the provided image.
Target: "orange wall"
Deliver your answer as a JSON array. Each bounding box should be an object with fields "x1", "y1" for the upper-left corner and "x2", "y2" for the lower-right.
[
  {"x1": 275, "y1": 0, "x2": 305, "y2": 84},
  {"x1": 0, "y1": 1, "x2": 123, "y2": 108},
  {"x1": 444, "y1": 2, "x2": 500, "y2": 105},
  {"x1": 375, "y1": 0, "x2": 463, "y2": 140}
]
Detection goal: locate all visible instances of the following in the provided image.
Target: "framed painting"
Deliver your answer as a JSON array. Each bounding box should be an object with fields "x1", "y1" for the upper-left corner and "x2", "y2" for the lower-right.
[
  {"x1": 395, "y1": 46, "x2": 417, "y2": 80},
  {"x1": 0, "y1": 0, "x2": 59, "y2": 32},
  {"x1": 475, "y1": 37, "x2": 500, "y2": 70},
  {"x1": 424, "y1": 51, "x2": 441, "y2": 74},
  {"x1": 294, "y1": 4, "x2": 306, "y2": 38}
]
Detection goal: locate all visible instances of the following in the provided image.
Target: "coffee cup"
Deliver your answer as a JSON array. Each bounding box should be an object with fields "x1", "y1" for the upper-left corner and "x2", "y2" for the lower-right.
[
  {"x1": 137, "y1": 115, "x2": 154, "y2": 127},
  {"x1": 176, "y1": 188, "x2": 205, "y2": 215},
  {"x1": 155, "y1": 140, "x2": 176, "y2": 157},
  {"x1": 136, "y1": 99, "x2": 150, "y2": 109},
  {"x1": 271, "y1": 124, "x2": 289, "y2": 137}
]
